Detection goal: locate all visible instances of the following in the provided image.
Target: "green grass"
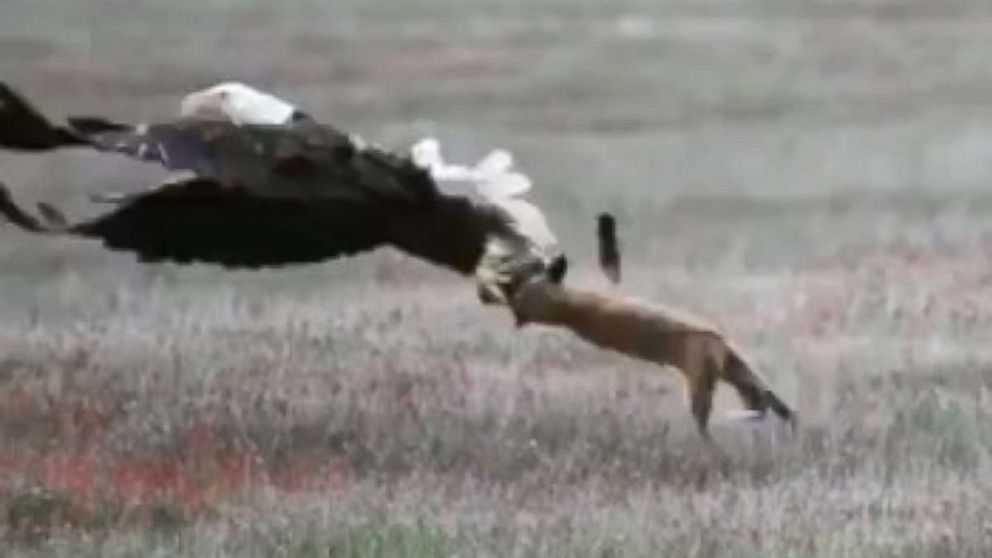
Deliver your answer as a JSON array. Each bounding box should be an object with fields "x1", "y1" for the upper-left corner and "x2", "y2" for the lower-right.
[{"x1": 322, "y1": 523, "x2": 451, "y2": 558}]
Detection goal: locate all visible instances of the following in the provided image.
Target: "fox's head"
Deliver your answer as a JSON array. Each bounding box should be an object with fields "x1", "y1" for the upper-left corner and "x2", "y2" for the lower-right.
[{"x1": 509, "y1": 276, "x2": 570, "y2": 328}]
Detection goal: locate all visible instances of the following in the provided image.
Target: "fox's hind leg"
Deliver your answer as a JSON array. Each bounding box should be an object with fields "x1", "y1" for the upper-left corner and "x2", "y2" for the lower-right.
[{"x1": 721, "y1": 350, "x2": 796, "y2": 429}]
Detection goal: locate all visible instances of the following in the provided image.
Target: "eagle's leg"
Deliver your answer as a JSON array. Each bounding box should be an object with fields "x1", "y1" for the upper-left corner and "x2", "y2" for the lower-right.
[
  {"x1": 474, "y1": 250, "x2": 516, "y2": 306},
  {"x1": 477, "y1": 282, "x2": 506, "y2": 305}
]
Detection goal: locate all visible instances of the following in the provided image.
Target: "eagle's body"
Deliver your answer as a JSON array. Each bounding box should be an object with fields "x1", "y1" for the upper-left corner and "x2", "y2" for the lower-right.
[{"x1": 0, "y1": 82, "x2": 562, "y2": 294}]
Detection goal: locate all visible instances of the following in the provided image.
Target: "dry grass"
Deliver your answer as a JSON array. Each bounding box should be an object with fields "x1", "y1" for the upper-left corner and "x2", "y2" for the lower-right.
[{"x1": 3, "y1": 1, "x2": 992, "y2": 555}]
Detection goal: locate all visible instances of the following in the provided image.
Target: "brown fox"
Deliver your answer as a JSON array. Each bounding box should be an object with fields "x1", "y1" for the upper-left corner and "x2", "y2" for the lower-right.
[{"x1": 510, "y1": 279, "x2": 795, "y2": 438}]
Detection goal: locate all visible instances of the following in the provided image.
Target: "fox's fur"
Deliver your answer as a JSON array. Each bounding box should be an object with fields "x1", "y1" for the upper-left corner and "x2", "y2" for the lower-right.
[{"x1": 510, "y1": 280, "x2": 795, "y2": 438}]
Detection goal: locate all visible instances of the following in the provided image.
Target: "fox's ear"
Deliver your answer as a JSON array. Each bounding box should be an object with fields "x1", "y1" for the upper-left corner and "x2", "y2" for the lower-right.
[
  {"x1": 547, "y1": 255, "x2": 567, "y2": 283},
  {"x1": 597, "y1": 213, "x2": 621, "y2": 285}
]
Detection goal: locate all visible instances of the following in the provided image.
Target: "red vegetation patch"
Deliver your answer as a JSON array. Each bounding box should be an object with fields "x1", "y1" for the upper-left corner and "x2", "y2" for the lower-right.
[
  {"x1": 0, "y1": 419, "x2": 356, "y2": 533},
  {"x1": 39, "y1": 452, "x2": 101, "y2": 504}
]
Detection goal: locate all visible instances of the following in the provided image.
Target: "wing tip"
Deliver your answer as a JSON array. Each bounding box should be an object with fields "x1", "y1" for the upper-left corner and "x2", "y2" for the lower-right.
[
  {"x1": 0, "y1": 182, "x2": 46, "y2": 232},
  {"x1": 37, "y1": 202, "x2": 68, "y2": 227},
  {"x1": 0, "y1": 83, "x2": 83, "y2": 150}
]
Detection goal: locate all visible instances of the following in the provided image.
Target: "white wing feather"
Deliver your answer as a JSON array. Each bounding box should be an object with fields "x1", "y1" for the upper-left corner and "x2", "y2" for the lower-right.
[
  {"x1": 409, "y1": 137, "x2": 443, "y2": 170},
  {"x1": 473, "y1": 149, "x2": 513, "y2": 177},
  {"x1": 410, "y1": 136, "x2": 559, "y2": 258},
  {"x1": 477, "y1": 171, "x2": 532, "y2": 199},
  {"x1": 494, "y1": 197, "x2": 558, "y2": 250}
]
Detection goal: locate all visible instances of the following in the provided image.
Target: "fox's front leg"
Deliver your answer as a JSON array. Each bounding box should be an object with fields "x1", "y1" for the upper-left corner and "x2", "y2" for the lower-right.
[{"x1": 685, "y1": 368, "x2": 717, "y2": 440}]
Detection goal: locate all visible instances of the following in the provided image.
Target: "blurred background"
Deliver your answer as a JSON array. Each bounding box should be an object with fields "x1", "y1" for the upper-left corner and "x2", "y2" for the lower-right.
[{"x1": 2, "y1": 1, "x2": 992, "y2": 556}]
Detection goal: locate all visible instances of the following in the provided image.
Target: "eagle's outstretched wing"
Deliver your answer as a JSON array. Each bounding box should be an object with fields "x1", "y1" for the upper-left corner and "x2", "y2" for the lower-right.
[
  {"x1": 0, "y1": 81, "x2": 442, "y2": 206},
  {"x1": 0, "y1": 82, "x2": 364, "y2": 188},
  {"x1": 6, "y1": 178, "x2": 391, "y2": 266},
  {"x1": 0, "y1": 173, "x2": 517, "y2": 273},
  {"x1": 0, "y1": 81, "x2": 374, "y2": 193}
]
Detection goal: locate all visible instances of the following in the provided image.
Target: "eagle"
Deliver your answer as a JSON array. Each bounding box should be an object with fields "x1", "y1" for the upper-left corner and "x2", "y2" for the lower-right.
[{"x1": 0, "y1": 81, "x2": 570, "y2": 301}]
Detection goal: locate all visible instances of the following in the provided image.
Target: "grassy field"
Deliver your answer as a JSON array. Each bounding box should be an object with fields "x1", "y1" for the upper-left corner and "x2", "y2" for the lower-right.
[{"x1": 2, "y1": 1, "x2": 992, "y2": 555}]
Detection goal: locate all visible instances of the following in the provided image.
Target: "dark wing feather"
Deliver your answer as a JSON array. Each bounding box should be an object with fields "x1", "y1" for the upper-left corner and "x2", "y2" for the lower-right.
[
  {"x1": 597, "y1": 212, "x2": 621, "y2": 284},
  {"x1": 0, "y1": 183, "x2": 47, "y2": 231},
  {"x1": 78, "y1": 122, "x2": 221, "y2": 176},
  {"x1": 70, "y1": 178, "x2": 395, "y2": 267},
  {"x1": 74, "y1": 120, "x2": 437, "y2": 206},
  {"x1": 36, "y1": 202, "x2": 68, "y2": 227},
  {"x1": 0, "y1": 178, "x2": 391, "y2": 268},
  {"x1": 66, "y1": 116, "x2": 131, "y2": 134}
]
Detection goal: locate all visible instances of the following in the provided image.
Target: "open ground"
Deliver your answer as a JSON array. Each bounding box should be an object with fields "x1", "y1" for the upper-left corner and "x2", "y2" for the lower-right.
[{"x1": 2, "y1": 1, "x2": 992, "y2": 556}]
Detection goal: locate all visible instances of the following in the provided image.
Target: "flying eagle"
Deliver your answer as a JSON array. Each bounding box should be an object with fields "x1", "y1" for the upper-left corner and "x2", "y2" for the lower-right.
[{"x1": 0, "y1": 81, "x2": 568, "y2": 300}]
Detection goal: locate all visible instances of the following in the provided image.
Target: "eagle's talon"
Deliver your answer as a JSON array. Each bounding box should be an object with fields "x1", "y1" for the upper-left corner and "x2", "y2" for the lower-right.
[{"x1": 477, "y1": 283, "x2": 507, "y2": 305}]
